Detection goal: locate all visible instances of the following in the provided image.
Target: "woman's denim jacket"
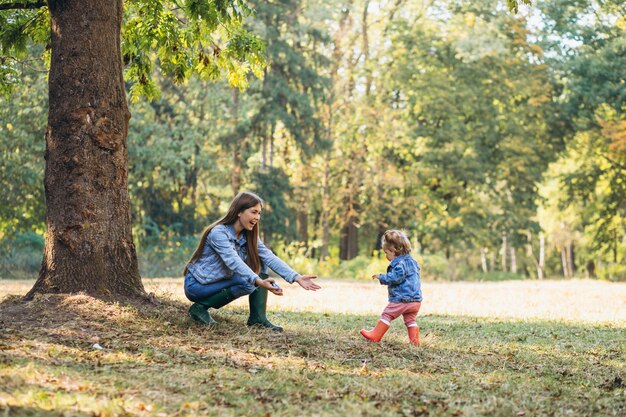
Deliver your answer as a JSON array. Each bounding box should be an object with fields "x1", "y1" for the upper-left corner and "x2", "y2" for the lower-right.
[
  {"x1": 377, "y1": 254, "x2": 422, "y2": 303},
  {"x1": 186, "y1": 224, "x2": 299, "y2": 287}
]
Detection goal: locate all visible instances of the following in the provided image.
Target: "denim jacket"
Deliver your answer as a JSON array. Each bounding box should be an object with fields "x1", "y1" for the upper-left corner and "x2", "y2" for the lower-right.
[
  {"x1": 187, "y1": 224, "x2": 299, "y2": 286},
  {"x1": 377, "y1": 254, "x2": 422, "y2": 303}
]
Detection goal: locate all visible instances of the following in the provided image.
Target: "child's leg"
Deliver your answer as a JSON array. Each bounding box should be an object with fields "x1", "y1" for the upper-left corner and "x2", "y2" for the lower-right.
[
  {"x1": 401, "y1": 302, "x2": 421, "y2": 345},
  {"x1": 360, "y1": 303, "x2": 403, "y2": 342}
]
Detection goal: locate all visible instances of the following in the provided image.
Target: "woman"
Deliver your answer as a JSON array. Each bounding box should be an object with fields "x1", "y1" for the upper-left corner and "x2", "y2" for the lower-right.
[{"x1": 184, "y1": 191, "x2": 320, "y2": 331}]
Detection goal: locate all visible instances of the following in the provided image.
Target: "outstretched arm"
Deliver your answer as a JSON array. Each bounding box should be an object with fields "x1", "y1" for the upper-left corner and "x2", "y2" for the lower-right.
[
  {"x1": 377, "y1": 264, "x2": 407, "y2": 286},
  {"x1": 257, "y1": 240, "x2": 299, "y2": 283},
  {"x1": 294, "y1": 275, "x2": 321, "y2": 291}
]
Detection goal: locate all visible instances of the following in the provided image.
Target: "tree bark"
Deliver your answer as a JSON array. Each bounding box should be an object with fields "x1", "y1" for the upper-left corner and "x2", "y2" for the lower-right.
[{"x1": 27, "y1": 0, "x2": 144, "y2": 299}]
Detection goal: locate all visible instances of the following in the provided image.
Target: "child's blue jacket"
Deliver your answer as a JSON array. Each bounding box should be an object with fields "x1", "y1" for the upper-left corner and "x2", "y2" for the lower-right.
[{"x1": 378, "y1": 254, "x2": 422, "y2": 303}]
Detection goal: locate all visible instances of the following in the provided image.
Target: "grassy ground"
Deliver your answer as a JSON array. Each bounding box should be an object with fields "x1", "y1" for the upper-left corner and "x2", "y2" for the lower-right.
[{"x1": 0, "y1": 279, "x2": 624, "y2": 416}]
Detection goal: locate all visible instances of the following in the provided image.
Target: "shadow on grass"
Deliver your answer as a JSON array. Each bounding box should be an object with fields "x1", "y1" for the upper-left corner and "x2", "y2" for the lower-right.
[
  {"x1": 0, "y1": 405, "x2": 94, "y2": 417},
  {"x1": 1, "y1": 294, "x2": 624, "y2": 416}
]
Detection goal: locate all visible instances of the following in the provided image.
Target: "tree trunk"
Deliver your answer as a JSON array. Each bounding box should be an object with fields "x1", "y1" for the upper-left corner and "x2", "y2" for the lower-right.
[
  {"x1": 480, "y1": 248, "x2": 488, "y2": 273},
  {"x1": 232, "y1": 148, "x2": 242, "y2": 196},
  {"x1": 561, "y1": 247, "x2": 570, "y2": 278},
  {"x1": 230, "y1": 88, "x2": 242, "y2": 196},
  {"x1": 297, "y1": 209, "x2": 308, "y2": 246},
  {"x1": 526, "y1": 231, "x2": 545, "y2": 280},
  {"x1": 538, "y1": 233, "x2": 545, "y2": 280},
  {"x1": 347, "y1": 218, "x2": 358, "y2": 259},
  {"x1": 510, "y1": 246, "x2": 517, "y2": 274},
  {"x1": 501, "y1": 233, "x2": 507, "y2": 272},
  {"x1": 261, "y1": 131, "x2": 267, "y2": 170},
  {"x1": 374, "y1": 227, "x2": 384, "y2": 253},
  {"x1": 340, "y1": 218, "x2": 358, "y2": 260},
  {"x1": 27, "y1": 0, "x2": 144, "y2": 299},
  {"x1": 585, "y1": 260, "x2": 596, "y2": 278},
  {"x1": 361, "y1": 0, "x2": 372, "y2": 96},
  {"x1": 567, "y1": 242, "x2": 575, "y2": 277},
  {"x1": 319, "y1": 150, "x2": 331, "y2": 261}
]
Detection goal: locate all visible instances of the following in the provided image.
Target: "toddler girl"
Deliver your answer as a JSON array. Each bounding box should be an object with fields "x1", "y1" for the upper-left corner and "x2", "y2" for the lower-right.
[{"x1": 360, "y1": 230, "x2": 422, "y2": 345}]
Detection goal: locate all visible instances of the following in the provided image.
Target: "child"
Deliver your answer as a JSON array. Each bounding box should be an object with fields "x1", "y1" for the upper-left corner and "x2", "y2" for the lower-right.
[{"x1": 360, "y1": 230, "x2": 422, "y2": 345}]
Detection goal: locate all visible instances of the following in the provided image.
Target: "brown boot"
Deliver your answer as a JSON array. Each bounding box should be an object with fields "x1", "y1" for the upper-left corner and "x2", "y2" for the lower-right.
[
  {"x1": 360, "y1": 320, "x2": 390, "y2": 343},
  {"x1": 407, "y1": 325, "x2": 420, "y2": 346}
]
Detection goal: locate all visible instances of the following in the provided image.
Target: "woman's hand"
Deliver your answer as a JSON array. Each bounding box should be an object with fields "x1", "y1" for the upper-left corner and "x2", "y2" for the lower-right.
[
  {"x1": 255, "y1": 277, "x2": 283, "y2": 296},
  {"x1": 371, "y1": 274, "x2": 380, "y2": 280},
  {"x1": 294, "y1": 275, "x2": 321, "y2": 291}
]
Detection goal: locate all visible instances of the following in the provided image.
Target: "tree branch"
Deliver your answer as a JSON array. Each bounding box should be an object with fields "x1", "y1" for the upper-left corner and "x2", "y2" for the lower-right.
[{"x1": 0, "y1": 1, "x2": 46, "y2": 11}]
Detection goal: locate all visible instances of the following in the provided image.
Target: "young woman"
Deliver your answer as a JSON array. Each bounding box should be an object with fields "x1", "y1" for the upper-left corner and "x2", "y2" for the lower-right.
[{"x1": 184, "y1": 191, "x2": 320, "y2": 331}]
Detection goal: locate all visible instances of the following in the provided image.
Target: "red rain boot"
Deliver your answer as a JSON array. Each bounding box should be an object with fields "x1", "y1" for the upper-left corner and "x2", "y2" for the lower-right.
[
  {"x1": 360, "y1": 321, "x2": 390, "y2": 343},
  {"x1": 407, "y1": 325, "x2": 420, "y2": 346}
]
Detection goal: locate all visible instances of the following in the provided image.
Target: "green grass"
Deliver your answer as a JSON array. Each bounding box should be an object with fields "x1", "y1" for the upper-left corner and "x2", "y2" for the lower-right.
[{"x1": 0, "y1": 293, "x2": 624, "y2": 417}]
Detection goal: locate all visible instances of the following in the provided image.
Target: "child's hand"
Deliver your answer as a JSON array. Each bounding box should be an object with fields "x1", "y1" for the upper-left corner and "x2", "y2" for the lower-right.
[{"x1": 371, "y1": 274, "x2": 379, "y2": 280}]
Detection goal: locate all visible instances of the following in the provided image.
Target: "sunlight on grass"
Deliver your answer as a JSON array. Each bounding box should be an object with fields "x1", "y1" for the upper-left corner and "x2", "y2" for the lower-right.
[
  {"x1": 1, "y1": 279, "x2": 624, "y2": 416},
  {"x1": 138, "y1": 277, "x2": 626, "y2": 324}
]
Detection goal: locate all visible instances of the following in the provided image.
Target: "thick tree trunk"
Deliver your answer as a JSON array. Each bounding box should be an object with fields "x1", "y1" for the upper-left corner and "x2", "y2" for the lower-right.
[
  {"x1": 374, "y1": 227, "x2": 384, "y2": 252},
  {"x1": 339, "y1": 218, "x2": 358, "y2": 260},
  {"x1": 27, "y1": 0, "x2": 144, "y2": 299}
]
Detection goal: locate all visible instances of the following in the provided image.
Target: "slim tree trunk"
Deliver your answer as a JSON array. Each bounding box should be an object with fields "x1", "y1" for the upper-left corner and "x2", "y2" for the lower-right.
[
  {"x1": 232, "y1": 148, "x2": 242, "y2": 196},
  {"x1": 561, "y1": 247, "x2": 570, "y2": 278},
  {"x1": 269, "y1": 121, "x2": 275, "y2": 169},
  {"x1": 231, "y1": 89, "x2": 242, "y2": 196},
  {"x1": 526, "y1": 231, "x2": 545, "y2": 280},
  {"x1": 362, "y1": 0, "x2": 372, "y2": 96},
  {"x1": 538, "y1": 233, "x2": 545, "y2": 280},
  {"x1": 261, "y1": 131, "x2": 267, "y2": 170},
  {"x1": 319, "y1": 150, "x2": 331, "y2": 261},
  {"x1": 480, "y1": 248, "x2": 488, "y2": 273},
  {"x1": 567, "y1": 242, "x2": 575, "y2": 277},
  {"x1": 27, "y1": 0, "x2": 144, "y2": 299},
  {"x1": 501, "y1": 233, "x2": 507, "y2": 272},
  {"x1": 510, "y1": 246, "x2": 517, "y2": 274}
]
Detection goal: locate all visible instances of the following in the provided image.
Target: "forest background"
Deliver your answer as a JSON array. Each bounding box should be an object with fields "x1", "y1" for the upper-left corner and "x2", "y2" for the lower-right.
[{"x1": 1, "y1": 0, "x2": 625, "y2": 283}]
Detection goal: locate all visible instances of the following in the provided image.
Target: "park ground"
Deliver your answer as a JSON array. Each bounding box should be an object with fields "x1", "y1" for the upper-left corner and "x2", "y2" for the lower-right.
[{"x1": 0, "y1": 278, "x2": 624, "y2": 416}]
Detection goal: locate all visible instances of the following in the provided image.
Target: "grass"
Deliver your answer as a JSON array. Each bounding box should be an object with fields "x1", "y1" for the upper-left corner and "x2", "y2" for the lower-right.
[{"x1": 0, "y1": 279, "x2": 624, "y2": 416}]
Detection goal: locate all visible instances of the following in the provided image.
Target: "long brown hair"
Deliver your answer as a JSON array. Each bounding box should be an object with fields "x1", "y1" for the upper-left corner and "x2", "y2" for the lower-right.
[{"x1": 184, "y1": 192, "x2": 264, "y2": 275}]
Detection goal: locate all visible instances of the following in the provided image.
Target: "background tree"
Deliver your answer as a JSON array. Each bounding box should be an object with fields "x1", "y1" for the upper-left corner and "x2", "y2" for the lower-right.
[{"x1": 0, "y1": 0, "x2": 264, "y2": 298}]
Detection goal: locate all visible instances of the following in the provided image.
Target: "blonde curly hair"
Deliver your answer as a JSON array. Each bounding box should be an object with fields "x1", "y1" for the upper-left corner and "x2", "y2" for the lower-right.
[{"x1": 381, "y1": 229, "x2": 412, "y2": 256}]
